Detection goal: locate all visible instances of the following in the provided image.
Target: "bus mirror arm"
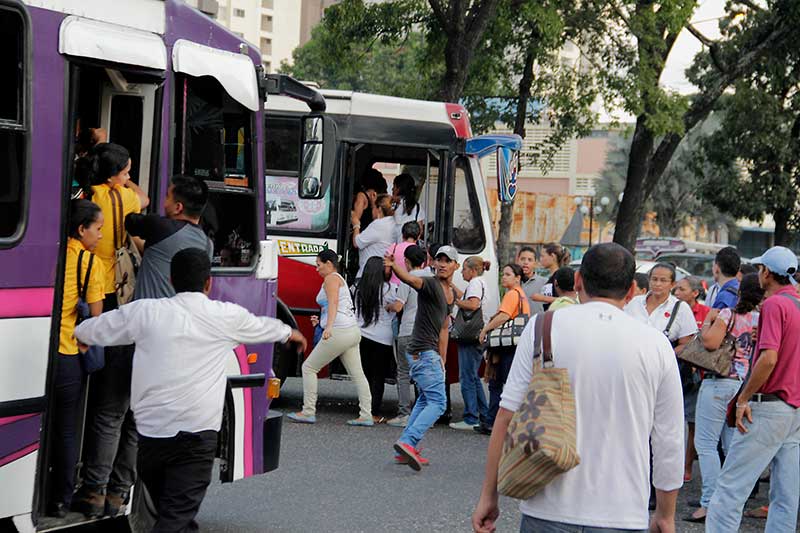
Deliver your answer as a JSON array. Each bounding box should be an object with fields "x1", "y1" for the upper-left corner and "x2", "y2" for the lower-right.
[{"x1": 264, "y1": 74, "x2": 326, "y2": 112}]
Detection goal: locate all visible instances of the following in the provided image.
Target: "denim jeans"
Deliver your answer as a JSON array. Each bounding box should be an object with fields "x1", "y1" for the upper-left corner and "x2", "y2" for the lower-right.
[
  {"x1": 521, "y1": 515, "x2": 646, "y2": 533},
  {"x1": 82, "y1": 343, "x2": 138, "y2": 496},
  {"x1": 486, "y1": 350, "x2": 515, "y2": 427},
  {"x1": 457, "y1": 342, "x2": 487, "y2": 425},
  {"x1": 693, "y1": 377, "x2": 740, "y2": 508},
  {"x1": 399, "y1": 350, "x2": 446, "y2": 448},
  {"x1": 395, "y1": 336, "x2": 413, "y2": 417},
  {"x1": 706, "y1": 400, "x2": 800, "y2": 533}
]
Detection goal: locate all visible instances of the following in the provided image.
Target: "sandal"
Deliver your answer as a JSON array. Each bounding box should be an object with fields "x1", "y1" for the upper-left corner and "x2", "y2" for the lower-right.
[
  {"x1": 744, "y1": 506, "x2": 768, "y2": 519},
  {"x1": 372, "y1": 416, "x2": 386, "y2": 424}
]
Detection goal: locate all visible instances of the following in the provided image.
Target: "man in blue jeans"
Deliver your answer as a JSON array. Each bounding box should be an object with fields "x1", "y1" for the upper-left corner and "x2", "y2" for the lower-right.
[
  {"x1": 385, "y1": 245, "x2": 458, "y2": 470},
  {"x1": 707, "y1": 246, "x2": 800, "y2": 532}
]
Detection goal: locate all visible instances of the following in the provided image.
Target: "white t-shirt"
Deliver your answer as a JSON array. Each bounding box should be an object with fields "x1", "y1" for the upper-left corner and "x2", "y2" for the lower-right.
[
  {"x1": 393, "y1": 199, "x2": 425, "y2": 243},
  {"x1": 355, "y1": 282, "x2": 396, "y2": 345},
  {"x1": 464, "y1": 276, "x2": 492, "y2": 327},
  {"x1": 74, "y1": 292, "x2": 292, "y2": 438},
  {"x1": 500, "y1": 302, "x2": 684, "y2": 530},
  {"x1": 624, "y1": 293, "x2": 698, "y2": 342},
  {"x1": 354, "y1": 216, "x2": 395, "y2": 278}
]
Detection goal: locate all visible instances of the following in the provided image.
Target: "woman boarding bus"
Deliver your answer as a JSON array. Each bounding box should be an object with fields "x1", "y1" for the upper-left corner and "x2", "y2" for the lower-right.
[{"x1": 0, "y1": 2, "x2": 294, "y2": 531}]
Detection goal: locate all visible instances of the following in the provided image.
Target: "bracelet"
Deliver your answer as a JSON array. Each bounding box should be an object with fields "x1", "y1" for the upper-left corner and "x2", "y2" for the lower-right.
[
  {"x1": 352, "y1": 223, "x2": 360, "y2": 230},
  {"x1": 736, "y1": 402, "x2": 749, "y2": 408}
]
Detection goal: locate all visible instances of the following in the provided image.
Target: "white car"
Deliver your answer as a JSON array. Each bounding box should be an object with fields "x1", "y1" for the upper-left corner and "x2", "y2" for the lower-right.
[{"x1": 569, "y1": 259, "x2": 690, "y2": 281}]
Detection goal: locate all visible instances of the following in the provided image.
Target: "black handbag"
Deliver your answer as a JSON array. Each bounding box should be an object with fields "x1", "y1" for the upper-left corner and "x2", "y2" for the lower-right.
[
  {"x1": 451, "y1": 284, "x2": 484, "y2": 343},
  {"x1": 76, "y1": 250, "x2": 105, "y2": 373},
  {"x1": 488, "y1": 289, "x2": 530, "y2": 349}
]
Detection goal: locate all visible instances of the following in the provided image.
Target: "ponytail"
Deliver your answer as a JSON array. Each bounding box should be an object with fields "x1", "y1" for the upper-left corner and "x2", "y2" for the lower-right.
[
  {"x1": 544, "y1": 242, "x2": 571, "y2": 267},
  {"x1": 75, "y1": 142, "x2": 130, "y2": 199},
  {"x1": 394, "y1": 173, "x2": 418, "y2": 216},
  {"x1": 68, "y1": 199, "x2": 102, "y2": 239}
]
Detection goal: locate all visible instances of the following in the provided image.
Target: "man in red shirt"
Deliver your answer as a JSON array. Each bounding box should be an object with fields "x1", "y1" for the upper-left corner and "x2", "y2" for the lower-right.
[{"x1": 707, "y1": 246, "x2": 800, "y2": 532}]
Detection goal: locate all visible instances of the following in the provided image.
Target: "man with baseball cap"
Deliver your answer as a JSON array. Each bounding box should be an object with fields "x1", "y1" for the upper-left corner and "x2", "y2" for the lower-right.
[
  {"x1": 707, "y1": 246, "x2": 800, "y2": 532},
  {"x1": 385, "y1": 245, "x2": 459, "y2": 470}
]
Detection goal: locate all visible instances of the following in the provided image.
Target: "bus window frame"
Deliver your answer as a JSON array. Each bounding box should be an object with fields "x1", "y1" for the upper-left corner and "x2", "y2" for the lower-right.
[
  {"x1": 264, "y1": 111, "x2": 337, "y2": 238},
  {"x1": 447, "y1": 155, "x2": 486, "y2": 254},
  {"x1": 171, "y1": 73, "x2": 261, "y2": 276},
  {"x1": 0, "y1": 1, "x2": 31, "y2": 249}
]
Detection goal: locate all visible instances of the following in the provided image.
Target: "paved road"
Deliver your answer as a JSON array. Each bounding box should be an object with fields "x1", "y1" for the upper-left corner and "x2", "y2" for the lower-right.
[{"x1": 191, "y1": 377, "x2": 779, "y2": 533}]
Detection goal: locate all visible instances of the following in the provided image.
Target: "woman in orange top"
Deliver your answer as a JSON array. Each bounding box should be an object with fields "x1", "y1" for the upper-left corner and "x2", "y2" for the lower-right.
[
  {"x1": 76, "y1": 142, "x2": 149, "y2": 307},
  {"x1": 49, "y1": 200, "x2": 105, "y2": 517},
  {"x1": 475, "y1": 263, "x2": 531, "y2": 435}
]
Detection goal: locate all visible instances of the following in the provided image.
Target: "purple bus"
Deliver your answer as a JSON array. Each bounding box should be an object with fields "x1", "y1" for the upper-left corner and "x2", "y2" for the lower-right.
[{"x1": 0, "y1": 1, "x2": 285, "y2": 530}]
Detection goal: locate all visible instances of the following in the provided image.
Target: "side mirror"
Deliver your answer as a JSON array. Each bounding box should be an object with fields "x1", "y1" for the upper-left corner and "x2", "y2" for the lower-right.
[
  {"x1": 496, "y1": 146, "x2": 519, "y2": 204},
  {"x1": 299, "y1": 116, "x2": 324, "y2": 199}
]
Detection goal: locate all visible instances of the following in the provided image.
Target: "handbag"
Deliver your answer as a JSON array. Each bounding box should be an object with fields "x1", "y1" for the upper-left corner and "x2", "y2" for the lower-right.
[
  {"x1": 497, "y1": 311, "x2": 580, "y2": 499},
  {"x1": 76, "y1": 250, "x2": 105, "y2": 373},
  {"x1": 109, "y1": 187, "x2": 141, "y2": 305},
  {"x1": 451, "y1": 283, "x2": 484, "y2": 343},
  {"x1": 678, "y1": 312, "x2": 736, "y2": 376},
  {"x1": 488, "y1": 289, "x2": 529, "y2": 349}
]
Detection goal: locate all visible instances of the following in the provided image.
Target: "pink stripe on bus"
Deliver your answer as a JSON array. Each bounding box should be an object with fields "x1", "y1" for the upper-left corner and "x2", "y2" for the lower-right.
[
  {"x1": 233, "y1": 345, "x2": 254, "y2": 477},
  {"x1": 0, "y1": 288, "x2": 54, "y2": 318},
  {"x1": 0, "y1": 414, "x2": 38, "y2": 427},
  {"x1": 0, "y1": 443, "x2": 38, "y2": 469}
]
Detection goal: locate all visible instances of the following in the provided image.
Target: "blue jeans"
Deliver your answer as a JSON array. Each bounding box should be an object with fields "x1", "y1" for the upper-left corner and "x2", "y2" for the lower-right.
[
  {"x1": 694, "y1": 377, "x2": 741, "y2": 508},
  {"x1": 707, "y1": 400, "x2": 800, "y2": 533},
  {"x1": 486, "y1": 350, "x2": 515, "y2": 427},
  {"x1": 399, "y1": 350, "x2": 446, "y2": 448},
  {"x1": 521, "y1": 515, "x2": 646, "y2": 532},
  {"x1": 457, "y1": 342, "x2": 487, "y2": 425}
]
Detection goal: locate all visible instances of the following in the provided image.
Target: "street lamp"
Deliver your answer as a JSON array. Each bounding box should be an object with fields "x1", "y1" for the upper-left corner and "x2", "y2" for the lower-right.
[{"x1": 575, "y1": 194, "x2": 610, "y2": 246}]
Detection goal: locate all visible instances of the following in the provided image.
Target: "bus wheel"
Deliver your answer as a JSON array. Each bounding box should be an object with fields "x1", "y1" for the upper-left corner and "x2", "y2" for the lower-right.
[
  {"x1": 128, "y1": 478, "x2": 157, "y2": 533},
  {"x1": 271, "y1": 341, "x2": 294, "y2": 389}
]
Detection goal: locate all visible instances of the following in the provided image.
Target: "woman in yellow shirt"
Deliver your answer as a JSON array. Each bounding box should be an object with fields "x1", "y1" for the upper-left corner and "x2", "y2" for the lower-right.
[
  {"x1": 76, "y1": 142, "x2": 149, "y2": 305},
  {"x1": 49, "y1": 200, "x2": 105, "y2": 517}
]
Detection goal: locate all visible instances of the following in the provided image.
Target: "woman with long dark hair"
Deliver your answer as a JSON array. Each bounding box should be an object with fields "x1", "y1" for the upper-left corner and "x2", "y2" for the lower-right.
[
  {"x1": 289, "y1": 249, "x2": 373, "y2": 425},
  {"x1": 531, "y1": 242, "x2": 571, "y2": 310},
  {"x1": 475, "y1": 263, "x2": 530, "y2": 435},
  {"x1": 391, "y1": 173, "x2": 425, "y2": 243},
  {"x1": 687, "y1": 273, "x2": 764, "y2": 523},
  {"x1": 354, "y1": 256, "x2": 397, "y2": 423},
  {"x1": 48, "y1": 200, "x2": 106, "y2": 517}
]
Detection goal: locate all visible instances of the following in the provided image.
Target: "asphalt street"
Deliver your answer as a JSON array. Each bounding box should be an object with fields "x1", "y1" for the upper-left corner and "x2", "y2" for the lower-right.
[{"x1": 65, "y1": 376, "x2": 783, "y2": 533}]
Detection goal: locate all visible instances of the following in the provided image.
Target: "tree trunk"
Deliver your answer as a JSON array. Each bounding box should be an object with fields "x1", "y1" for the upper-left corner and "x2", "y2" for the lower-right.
[
  {"x1": 773, "y1": 207, "x2": 791, "y2": 246},
  {"x1": 613, "y1": 116, "x2": 654, "y2": 251},
  {"x1": 439, "y1": 38, "x2": 472, "y2": 102},
  {"x1": 496, "y1": 47, "x2": 536, "y2": 265}
]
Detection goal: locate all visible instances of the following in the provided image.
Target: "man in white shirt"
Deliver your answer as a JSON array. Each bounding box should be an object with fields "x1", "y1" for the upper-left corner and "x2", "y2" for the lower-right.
[
  {"x1": 75, "y1": 248, "x2": 306, "y2": 532},
  {"x1": 351, "y1": 194, "x2": 395, "y2": 278},
  {"x1": 472, "y1": 243, "x2": 684, "y2": 533}
]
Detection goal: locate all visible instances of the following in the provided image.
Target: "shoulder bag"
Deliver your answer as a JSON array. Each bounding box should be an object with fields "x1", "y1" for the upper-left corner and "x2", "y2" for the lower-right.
[
  {"x1": 678, "y1": 312, "x2": 736, "y2": 376},
  {"x1": 497, "y1": 310, "x2": 580, "y2": 499},
  {"x1": 76, "y1": 250, "x2": 105, "y2": 373},
  {"x1": 109, "y1": 187, "x2": 141, "y2": 305},
  {"x1": 451, "y1": 282, "x2": 484, "y2": 343},
  {"x1": 488, "y1": 288, "x2": 530, "y2": 349}
]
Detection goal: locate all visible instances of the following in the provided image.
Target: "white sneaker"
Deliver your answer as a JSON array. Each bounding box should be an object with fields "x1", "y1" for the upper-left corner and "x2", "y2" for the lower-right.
[
  {"x1": 386, "y1": 415, "x2": 409, "y2": 427},
  {"x1": 449, "y1": 421, "x2": 478, "y2": 431}
]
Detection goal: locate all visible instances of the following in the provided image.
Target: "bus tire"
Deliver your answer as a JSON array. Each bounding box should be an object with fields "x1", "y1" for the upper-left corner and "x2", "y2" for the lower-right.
[
  {"x1": 127, "y1": 478, "x2": 157, "y2": 533},
  {"x1": 272, "y1": 341, "x2": 294, "y2": 389}
]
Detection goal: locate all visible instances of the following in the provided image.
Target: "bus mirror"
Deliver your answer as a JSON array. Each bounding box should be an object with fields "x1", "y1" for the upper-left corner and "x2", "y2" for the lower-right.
[
  {"x1": 496, "y1": 146, "x2": 519, "y2": 204},
  {"x1": 299, "y1": 116, "x2": 324, "y2": 199}
]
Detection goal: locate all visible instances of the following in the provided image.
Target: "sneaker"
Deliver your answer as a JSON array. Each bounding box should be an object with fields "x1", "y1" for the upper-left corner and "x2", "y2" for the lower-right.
[
  {"x1": 72, "y1": 489, "x2": 105, "y2": 518},
  {"x1": 287, "y1": 412, "x2": 316, "y2": 424},
  {"x1": 393, "y1": 441, "x2": 422, "y2": 471},
  {"x1": 394, "y1": 447, "x2": 429, "y2": 466},
  {"x1": 104, "y1": 492, "x2": 127, "y2": 517},
  {"x1": 473, "y1": 423, "x2": 492, "y2": 435},
  {"x1": 449, "y1": 420, "x2": 478, "y2": 431},
  {"x1": 386, "y1": 415, "x2": 409, "y2": 427},
  {"x1": 346, "y1": 417, "x2": 374, "y2": 427}
]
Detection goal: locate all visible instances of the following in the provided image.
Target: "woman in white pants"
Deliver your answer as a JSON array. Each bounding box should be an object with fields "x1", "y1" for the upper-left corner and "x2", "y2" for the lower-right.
[{"x1": 288, "y1": 250, "x2": 373, "y2": 426}]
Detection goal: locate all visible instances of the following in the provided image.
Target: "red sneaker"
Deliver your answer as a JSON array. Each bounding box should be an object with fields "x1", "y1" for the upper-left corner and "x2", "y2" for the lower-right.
[
  {"x1": 394, "y1": 447, "x2": 429, "y2": 466},
  {"x1": 393, "y1": 441, "x2": 423, "y2": 471}
]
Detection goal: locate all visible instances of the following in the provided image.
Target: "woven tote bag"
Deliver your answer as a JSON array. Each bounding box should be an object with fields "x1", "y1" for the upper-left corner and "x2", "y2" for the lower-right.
[{"x1": 497, "y1": 311, "x2": 580, "y2": 499}]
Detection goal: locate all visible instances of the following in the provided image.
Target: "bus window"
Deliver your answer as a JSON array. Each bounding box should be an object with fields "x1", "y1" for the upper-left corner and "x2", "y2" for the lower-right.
[
  {"x1": 0, "y1": 6, "x2": 26, "y2": 243},
  {"x1": 174, "y1": 74, "x2": 257, "y2": 268},
  {"x1": 451, "y1": 159, "x2": 485, "y2": 253},
  {"x1": 265, "y1": 115, "x2": 331, "y2": 233}
]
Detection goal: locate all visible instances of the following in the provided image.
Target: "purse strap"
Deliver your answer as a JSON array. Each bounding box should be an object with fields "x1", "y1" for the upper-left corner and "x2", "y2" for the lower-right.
[
  {"x1": 533, "y1": 310, "x2": 555, "y2": 365},
  {"x1": 108, "y1": 187, "x2": 123, "y2": 250},
  {"x1": 76, "y1": 249, "x2": 94, "y2": 301},
  {"x1": 662, "y1": 300, "x2": 682, "y2": 337}
]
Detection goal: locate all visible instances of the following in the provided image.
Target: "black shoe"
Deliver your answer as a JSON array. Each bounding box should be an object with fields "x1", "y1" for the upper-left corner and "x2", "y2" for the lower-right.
[
  {"x1": 473, "y1": 423, "x2": 492, "y2": 435},
  {"x1": 71, "y1": 490, "x2": 104, "y2": 518},
  {"x1": 47, "y1": 502, "x2": 67, "y2": 518},
  {"x1": 684, "y1": 514, "x2": 706, "y2": 523},
  {"x1": 104, "y1": 492, "x2": 128, "y2": 517}
]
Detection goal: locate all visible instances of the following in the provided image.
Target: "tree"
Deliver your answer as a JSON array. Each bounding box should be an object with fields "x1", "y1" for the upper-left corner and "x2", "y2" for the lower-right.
[
  {"x1": 696, "y1": 76, "x2": 800, "y2": 246},
  {"x1": 576, "y1": 0, "x2": 800, "y2": 250}
]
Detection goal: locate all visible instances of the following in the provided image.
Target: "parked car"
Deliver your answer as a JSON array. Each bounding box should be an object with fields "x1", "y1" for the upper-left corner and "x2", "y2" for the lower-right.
[{"x1": 570, "y1": 259, "x2": 690, "y2": 281}]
